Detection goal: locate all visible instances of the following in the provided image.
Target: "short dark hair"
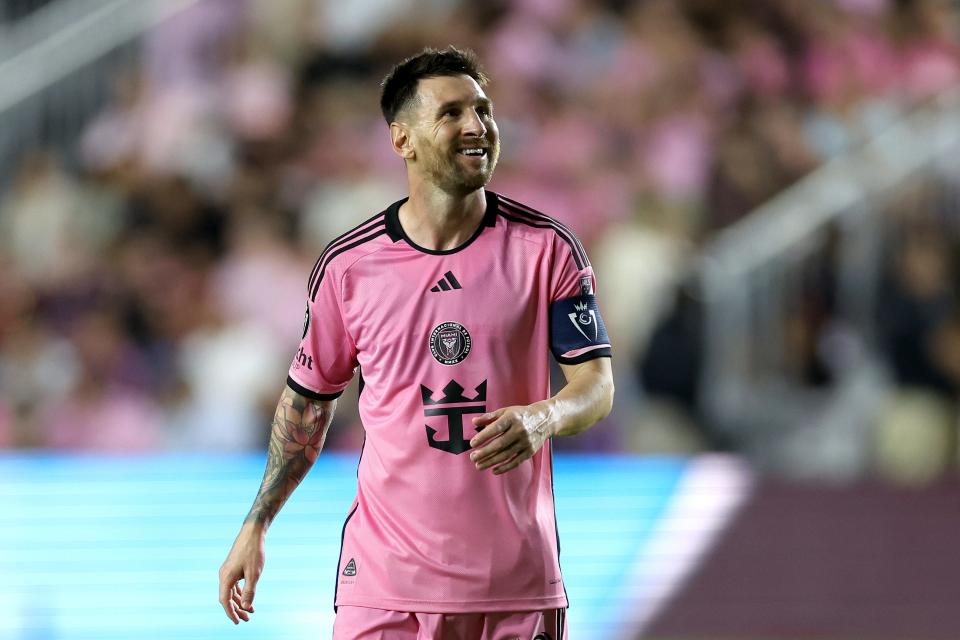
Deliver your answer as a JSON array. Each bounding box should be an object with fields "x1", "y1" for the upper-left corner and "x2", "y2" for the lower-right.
[{"x1": 379, "y1": 46, "x2": 489, "y2": 124}]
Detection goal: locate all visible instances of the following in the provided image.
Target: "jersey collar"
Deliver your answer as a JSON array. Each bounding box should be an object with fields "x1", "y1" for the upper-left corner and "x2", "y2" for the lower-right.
[{"x1": 385, "y1": 191, "x2": 499, "y2": 255}]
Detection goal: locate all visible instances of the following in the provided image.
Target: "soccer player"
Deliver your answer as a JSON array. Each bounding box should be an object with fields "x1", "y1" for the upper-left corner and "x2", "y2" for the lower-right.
[{"x1": 218, "y1": 46, "x2": 614, "y2": 639}]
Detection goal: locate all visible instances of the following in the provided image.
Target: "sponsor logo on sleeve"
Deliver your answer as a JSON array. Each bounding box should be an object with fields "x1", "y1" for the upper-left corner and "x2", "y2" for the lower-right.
[
  {"x1": 295, "y1": 346, "x2": 313, "y2": 370},
  {"x1": 579, "y1": 275, "x2": 593, "y2": 296}
]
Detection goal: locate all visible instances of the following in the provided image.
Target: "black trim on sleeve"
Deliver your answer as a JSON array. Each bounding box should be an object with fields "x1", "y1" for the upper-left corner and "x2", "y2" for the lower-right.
[
  {"x1": 309, "y1": 228, "x2": 387, "y2": 302},
  {"x1": 308, "y1": 211, "x2": 387, "y2": 294},
  {"x1": 286, "y1": 376, "x2": 344, "y2": 400},
  {"x1": 496, "y1": 207, "x2": 587, "y2": 270},
  {"x1": 497, "y1": 195, "x2": 590, "y2": 269},
  {"x1": 556, "y1": 350, "x2": 612, "y2": 365}
]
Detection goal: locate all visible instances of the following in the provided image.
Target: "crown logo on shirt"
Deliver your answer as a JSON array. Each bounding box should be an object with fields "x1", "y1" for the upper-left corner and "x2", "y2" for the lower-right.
[
  {"x1": 574, "y1": 301, "x2": 588, "y2": 312},
  {"x1": 420, "y1": 379, "x2": 488, "y2": 455},
  {"x1": 421, "y1": 380, "x2": 487, "y2": 405}
]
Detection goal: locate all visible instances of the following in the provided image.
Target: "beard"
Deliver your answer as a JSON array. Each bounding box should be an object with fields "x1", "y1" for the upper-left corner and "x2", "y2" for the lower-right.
[{"x1": 420, "y1": 139, "x2": 500, "y2": 196}]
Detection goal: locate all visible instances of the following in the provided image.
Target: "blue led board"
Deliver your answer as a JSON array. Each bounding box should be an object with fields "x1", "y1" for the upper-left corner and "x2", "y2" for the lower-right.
[{"x1": 0, "y1": 453, "x2": 687, "y2": 640}]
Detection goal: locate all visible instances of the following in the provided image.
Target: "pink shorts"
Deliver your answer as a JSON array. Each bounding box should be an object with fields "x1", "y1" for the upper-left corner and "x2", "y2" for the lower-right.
[{"x1": 332, "y1": 605, "x2": 568, "y2": 640}]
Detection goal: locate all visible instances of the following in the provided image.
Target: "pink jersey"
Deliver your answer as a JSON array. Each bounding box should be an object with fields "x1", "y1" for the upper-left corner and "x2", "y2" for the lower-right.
[{"x1": 287, "y1": 190, "x2": 611, "y2": 613}]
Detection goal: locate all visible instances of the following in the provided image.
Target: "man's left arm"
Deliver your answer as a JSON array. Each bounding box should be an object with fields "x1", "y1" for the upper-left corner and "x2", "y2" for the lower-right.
[{"x1": 469, "y1": 357, "x2": 614, "y2": 474}]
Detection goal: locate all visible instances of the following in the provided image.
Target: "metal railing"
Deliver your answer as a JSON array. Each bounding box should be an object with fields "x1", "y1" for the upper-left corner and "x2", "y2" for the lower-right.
[
  {"x1": 0, "y1": 0, "x2": 197, "y2": 184},
  {"x1": 698, "y1": 89, "x2": 960, "y2": 456}
]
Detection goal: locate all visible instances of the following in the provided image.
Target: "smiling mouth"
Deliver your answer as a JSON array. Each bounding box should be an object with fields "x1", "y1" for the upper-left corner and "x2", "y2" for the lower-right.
[{"x1": 458, "y1": 147, "x2": 488, "y2": 158}]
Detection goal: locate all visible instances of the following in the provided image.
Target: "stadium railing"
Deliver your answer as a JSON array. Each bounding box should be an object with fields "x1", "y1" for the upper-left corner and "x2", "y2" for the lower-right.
[
  {"x1": 698, "y1": 88, "x2": 960, "y2": 476},
  {"x1": 0, "y1": 0, "x2": 198, "y2": 186}
]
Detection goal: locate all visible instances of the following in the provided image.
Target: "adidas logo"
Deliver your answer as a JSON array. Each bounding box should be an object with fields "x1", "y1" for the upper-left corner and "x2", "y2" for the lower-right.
[
  {"x1": 342, "y1": 558, "x2": 357, "y2": 576},
  {"x1": 430, "y1": 271, "x2": 462, "y2": 292}
]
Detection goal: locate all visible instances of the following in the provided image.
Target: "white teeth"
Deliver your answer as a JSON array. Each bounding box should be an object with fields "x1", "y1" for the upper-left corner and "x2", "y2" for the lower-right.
[{"x1": 460, "y1": 148, "x2": 485, "y2": 156}]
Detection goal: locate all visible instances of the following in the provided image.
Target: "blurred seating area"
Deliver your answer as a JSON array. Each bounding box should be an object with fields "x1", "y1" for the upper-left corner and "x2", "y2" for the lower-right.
[{"x1": 1, "y1": 0, "x2": 959, "y2": 482}]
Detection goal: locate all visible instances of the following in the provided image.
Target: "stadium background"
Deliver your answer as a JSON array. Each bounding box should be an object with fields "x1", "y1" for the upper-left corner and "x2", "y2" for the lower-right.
[{"x1": 2, "y1": 0, "x2": 960, "y2": 638}]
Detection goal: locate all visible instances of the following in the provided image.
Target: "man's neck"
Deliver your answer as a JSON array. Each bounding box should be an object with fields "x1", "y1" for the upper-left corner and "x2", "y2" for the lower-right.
[{"x1": 398, "y1": 183, "x2": 487, "y2": 251}]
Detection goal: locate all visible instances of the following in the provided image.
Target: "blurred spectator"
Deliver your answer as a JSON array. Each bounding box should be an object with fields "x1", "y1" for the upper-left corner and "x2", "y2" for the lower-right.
[
  {"x1": 1, "y1": 152, "x2": 87, "y2": 287},
  {"x1": 897, "y1": 0, "x2": 960, "y2": 101},
  {"x1": 211, "y1": 205, "x2": 304, "y2": 345},
  {"x1": 38, "y1": 308, "x2": 163, "y2": 450},
  {"x1": 172, "y1": 306, "x2": 286, "y2": 450},
  {"x1": 878, "y1": 224, "x2": 955, "y2": 395},
  {"x1": 632, "y1": 277, "x2": 711, "y2": 454},
  {"x1": 874, "y1": 219, "x2": 958, "y2": 484}
]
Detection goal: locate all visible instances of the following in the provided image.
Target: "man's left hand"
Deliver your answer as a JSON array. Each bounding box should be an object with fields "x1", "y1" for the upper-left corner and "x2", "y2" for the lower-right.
[{"x1": 468, "y1": 403, "x2": 555, "y2": 474}]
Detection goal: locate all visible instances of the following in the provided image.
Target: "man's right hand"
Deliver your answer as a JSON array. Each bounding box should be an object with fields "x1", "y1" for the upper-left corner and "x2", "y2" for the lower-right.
[
  {"x1": 218, "y1": 523, "x2": 265, "y2": 624},
  {"x1": 218, "y1": 388, "x2": 335, "y2": 624}
]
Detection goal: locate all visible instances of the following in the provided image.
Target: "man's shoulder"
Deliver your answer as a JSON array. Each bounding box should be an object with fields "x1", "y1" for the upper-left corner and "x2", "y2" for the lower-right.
[
  {"x1": 306, "y1": 206, "x2": 394, "y2": 300},
  {"x1": 491, "y1": 192, "x2": 590, "y2": 269}
]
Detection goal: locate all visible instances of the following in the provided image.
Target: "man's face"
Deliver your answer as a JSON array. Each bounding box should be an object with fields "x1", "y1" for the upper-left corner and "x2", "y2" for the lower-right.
[{"x1": 401, "y1": 74, "x2": 500, "y2": 195}]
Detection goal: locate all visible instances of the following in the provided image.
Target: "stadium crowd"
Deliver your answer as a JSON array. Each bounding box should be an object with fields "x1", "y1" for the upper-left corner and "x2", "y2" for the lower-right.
[{"x1": 1, "y1": 0, "x2": 959, "y2": 482}]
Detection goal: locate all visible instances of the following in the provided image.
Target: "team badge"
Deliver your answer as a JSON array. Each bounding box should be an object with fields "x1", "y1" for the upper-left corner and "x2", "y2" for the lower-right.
[
  {"x1": 568, "y1": 300, "x2": 598, "y2": 341},
  {"x1": 429, "y1": 322, "x2": 472, "y2": 365}
]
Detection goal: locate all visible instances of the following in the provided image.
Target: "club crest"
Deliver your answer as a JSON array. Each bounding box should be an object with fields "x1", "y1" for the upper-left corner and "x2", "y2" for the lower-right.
[{"x1": 429, "y1": 322, "x2": 472, "y2": 365}]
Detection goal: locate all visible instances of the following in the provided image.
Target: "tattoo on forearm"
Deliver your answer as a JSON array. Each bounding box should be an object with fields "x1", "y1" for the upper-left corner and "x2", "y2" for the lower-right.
[{"x1": 245, "y1": 390, "x2": 335, "y2": 526}]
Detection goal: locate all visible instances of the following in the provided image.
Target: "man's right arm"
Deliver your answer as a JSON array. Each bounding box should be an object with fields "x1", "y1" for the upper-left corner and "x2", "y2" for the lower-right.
[{"x1": 218, "y1": 385, "x2": 337, "y2": 624}]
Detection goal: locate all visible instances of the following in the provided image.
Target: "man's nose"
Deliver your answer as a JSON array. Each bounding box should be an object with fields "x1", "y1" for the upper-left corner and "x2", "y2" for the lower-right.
[{"x1": 462, "y1": 110, "x2": 487, "y2": 136}]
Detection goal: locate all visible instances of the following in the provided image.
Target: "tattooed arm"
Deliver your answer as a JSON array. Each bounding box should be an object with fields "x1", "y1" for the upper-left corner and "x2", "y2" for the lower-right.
[
  {"x1": 218, "y1": 385, "x2": 337, "y2": 624},
  {"x1": 245, "y1": 387, "x2": 336, "y2": 527}
]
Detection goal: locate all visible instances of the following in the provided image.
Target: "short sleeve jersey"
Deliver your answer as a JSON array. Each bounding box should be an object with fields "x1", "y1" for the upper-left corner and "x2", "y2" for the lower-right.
[{"x1": 287, "y1": 191, "x2": 612, "y2": 613}]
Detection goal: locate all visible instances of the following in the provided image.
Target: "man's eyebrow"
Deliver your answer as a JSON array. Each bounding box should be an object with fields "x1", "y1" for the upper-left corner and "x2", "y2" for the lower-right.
[{"x1": 436, "y1": 97, "x2": 494, "y2": 113}]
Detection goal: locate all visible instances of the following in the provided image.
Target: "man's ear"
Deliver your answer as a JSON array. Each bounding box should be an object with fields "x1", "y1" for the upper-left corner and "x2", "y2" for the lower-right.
[{"x1": 390, "y1": 122, "x2": 415, "y2": 160}]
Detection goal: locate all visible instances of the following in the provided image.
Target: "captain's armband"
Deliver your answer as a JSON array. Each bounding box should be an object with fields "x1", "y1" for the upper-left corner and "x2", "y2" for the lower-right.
[{"x1": 549, "y1": 294, "x2": 612, "y2": 364}]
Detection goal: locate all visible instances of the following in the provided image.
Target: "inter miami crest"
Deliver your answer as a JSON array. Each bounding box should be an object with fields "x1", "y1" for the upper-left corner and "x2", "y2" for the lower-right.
[{"x1": 429, "y1": 321, "x2": 472, "y2": 365}]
